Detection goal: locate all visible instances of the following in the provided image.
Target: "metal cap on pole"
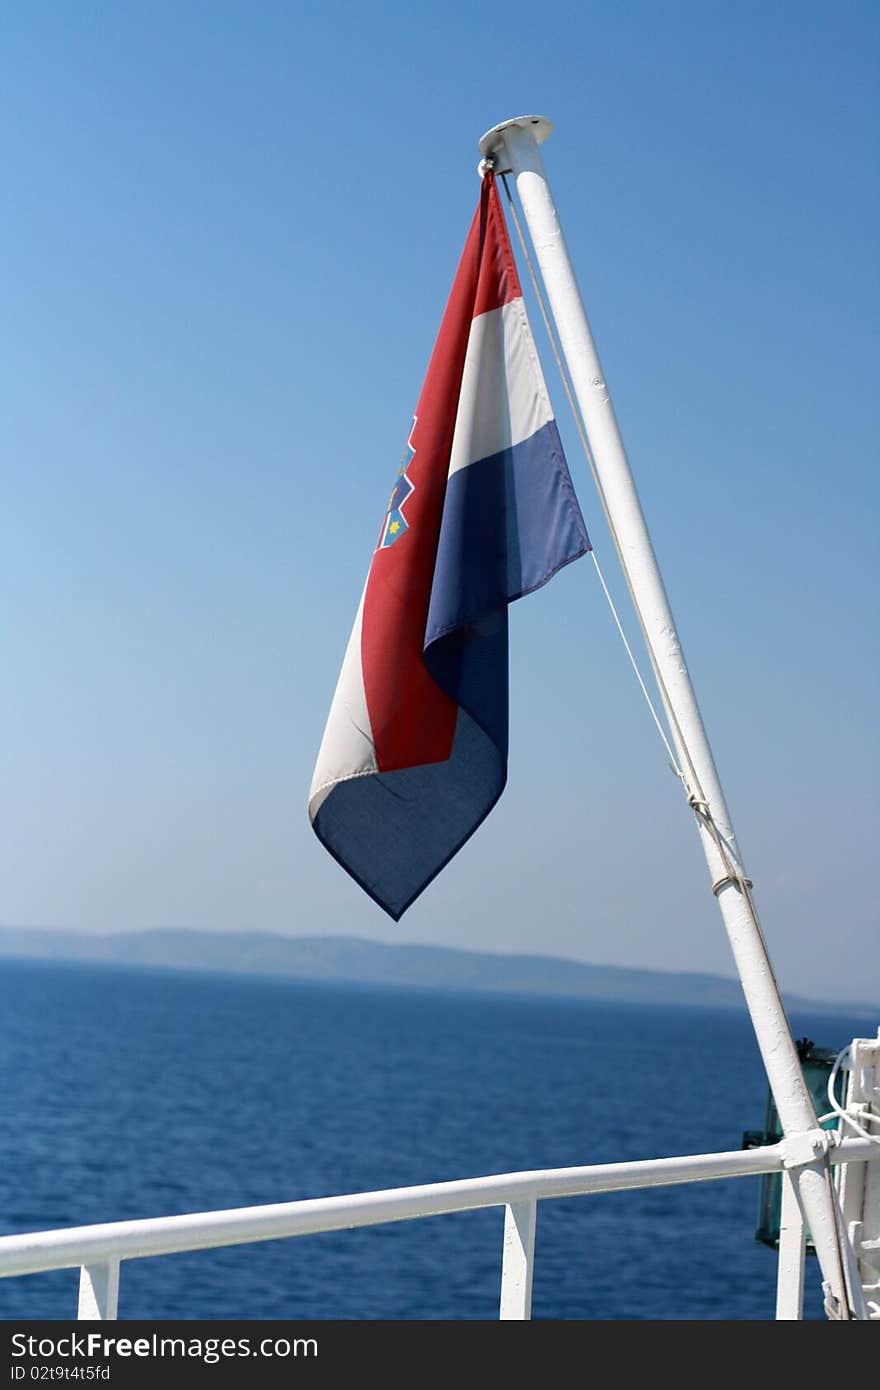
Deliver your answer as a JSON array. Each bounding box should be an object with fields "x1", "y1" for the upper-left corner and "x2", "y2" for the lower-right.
[{"x1": 480, "y1": 114, "x2": 864, "y2": 1318}]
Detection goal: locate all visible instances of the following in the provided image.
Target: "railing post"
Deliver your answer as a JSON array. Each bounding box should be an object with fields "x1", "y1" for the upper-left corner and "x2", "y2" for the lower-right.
[
  {"x1": 78, "y1": 1261, "x2": 120, "y2": 1320},
  {"x1": 775, "y1": 1173, "x2": 806, "y2": 1319},
  {"x1": 837, "y1": 1033, "x2": 880, "y2": 1318},
  {"x1": 499, "y1": 1200, "x2": 536, "y2": 1319}
]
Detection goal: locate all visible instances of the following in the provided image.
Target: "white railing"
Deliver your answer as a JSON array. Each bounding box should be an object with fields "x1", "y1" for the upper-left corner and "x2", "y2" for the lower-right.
[{"x1": 1, "y1": 1137, "x2": 877, "y2": 1321}]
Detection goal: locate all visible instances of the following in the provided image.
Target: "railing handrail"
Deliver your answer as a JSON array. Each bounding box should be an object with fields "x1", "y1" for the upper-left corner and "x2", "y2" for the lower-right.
[{"x1": 1, "y1": 1137, "x2": 876, "y2": 1279}]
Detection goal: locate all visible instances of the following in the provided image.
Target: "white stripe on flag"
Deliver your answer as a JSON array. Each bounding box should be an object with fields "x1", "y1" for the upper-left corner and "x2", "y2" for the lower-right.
[
  {"x1": 447, "y1": 297, "x2": 555, "y2": 478},
  {"x1": 308, "y1": 585, "x2": 377, "y2": 818}
]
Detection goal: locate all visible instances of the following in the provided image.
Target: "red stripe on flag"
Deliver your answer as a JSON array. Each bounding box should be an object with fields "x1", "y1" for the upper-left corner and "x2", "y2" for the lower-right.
[{"x1": 474, "y1": 176, "x2": 521, "y2": 318}]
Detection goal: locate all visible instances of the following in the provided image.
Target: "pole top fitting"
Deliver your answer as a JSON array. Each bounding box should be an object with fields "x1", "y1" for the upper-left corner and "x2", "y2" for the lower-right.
[{"x1": 478, "y1": 115, "x2": 553, "y2": 161}]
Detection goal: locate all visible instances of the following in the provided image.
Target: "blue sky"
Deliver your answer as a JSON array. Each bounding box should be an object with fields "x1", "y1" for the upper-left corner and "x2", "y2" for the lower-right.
[{"x1": 2, "y1": 2, "x2": 877, "y2": 1003}]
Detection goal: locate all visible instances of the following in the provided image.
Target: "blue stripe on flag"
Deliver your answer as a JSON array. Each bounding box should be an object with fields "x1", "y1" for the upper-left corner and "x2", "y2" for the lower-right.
[
  {"x1": 311, "y1": 706, "x2": 504, "y2": 921},
  {"x1": 425, "y1": 420, "x2": 589, "y2": 646}
]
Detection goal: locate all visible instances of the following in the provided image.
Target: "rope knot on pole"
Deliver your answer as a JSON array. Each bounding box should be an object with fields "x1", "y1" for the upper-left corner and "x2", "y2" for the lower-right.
[{"x1": 712, "y1": 874, "x2": 755, "y2": 896}]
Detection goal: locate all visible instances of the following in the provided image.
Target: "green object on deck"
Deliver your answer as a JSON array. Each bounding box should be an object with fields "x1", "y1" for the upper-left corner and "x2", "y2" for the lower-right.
[{"x1": 742, "y1": 1038, "x2": 844, "y2": 1252}]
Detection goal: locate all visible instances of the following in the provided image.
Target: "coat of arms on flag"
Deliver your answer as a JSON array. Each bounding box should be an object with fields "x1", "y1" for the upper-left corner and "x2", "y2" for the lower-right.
[{"x1": 379, "y1": 436, "x2": 415, "y2": 549}]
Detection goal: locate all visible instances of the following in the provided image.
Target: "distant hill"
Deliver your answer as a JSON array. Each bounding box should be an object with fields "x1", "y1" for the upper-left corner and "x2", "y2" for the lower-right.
[{"x1": 0, "y1": 924, "x2": 867, "y2": 1015}]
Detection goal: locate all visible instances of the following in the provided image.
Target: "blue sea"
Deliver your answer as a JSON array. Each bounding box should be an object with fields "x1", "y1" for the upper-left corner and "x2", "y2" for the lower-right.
[{"x1": 0, "y1": 958, "x2": 874, "y2": 1321}]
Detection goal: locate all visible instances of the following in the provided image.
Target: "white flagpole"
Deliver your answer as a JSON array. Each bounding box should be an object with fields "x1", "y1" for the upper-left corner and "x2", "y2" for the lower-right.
[{"x1": 479, "y1": 115, "x2": 862, "y2": 1319}]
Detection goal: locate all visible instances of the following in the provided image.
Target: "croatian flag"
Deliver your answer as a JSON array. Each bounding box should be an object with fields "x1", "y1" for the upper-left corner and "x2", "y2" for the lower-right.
[{"x1": 309, "y1": 172, "x2": 590, "y2": 919}]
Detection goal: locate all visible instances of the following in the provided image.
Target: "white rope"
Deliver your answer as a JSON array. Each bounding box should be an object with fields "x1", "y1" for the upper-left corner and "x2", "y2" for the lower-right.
[
  {"x1": 498, "y1": 172, "x2": 683, "y2": 784},
  {"x1": 500, "y1": 170, "x2": 758, "y2": 895},
  {"x1": 589, "y1": 553, "x2": 681, "y2": 775}
]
